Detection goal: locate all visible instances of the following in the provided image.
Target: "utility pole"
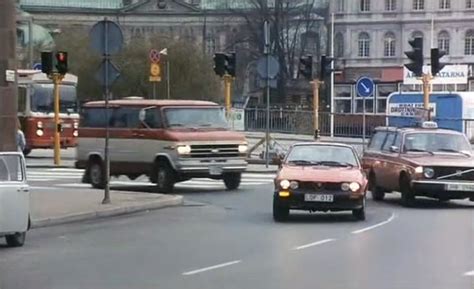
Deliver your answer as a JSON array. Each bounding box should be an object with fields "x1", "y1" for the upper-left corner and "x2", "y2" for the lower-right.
[{"x1": 0, "y1": 0, "x2": 18, "y2": 151}]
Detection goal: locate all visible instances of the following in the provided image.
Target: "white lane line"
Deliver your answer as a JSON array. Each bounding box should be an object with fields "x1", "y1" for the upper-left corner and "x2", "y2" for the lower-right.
[
  {"x1": 29, "y1": 186, "x2": 59, "y2": 190},
  {"x1": 464, "y1": 270, "x2": 474, "y2": 276},
  {"x1": 293, "y1": 238, "x2": 336, "y2": 251},
  {"x1": 48, "y1": 168, "x2": 84, "y2": 172},
  {"x1": 352, "y1": 213, "x2": 396, "y2": 235},
  {"x1": 182, "y1": 260, "x2": 242, "y2": 276},
  {"x1": 27, "y1": 178, "x2": 55, "y2": 182},
  {"x1": 56, "y1": 183, "x2": 90, "y2": 188}
]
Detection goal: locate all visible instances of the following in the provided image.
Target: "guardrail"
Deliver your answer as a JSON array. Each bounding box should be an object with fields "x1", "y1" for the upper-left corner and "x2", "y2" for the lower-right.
[{"x1": 243, "y1": 108, "x2": 474, "y2": 139}]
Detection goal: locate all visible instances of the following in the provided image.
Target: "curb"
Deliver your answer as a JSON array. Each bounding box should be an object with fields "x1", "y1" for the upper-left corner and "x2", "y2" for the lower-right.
[
  {"x1": 246, "y1": 169, "x2": 278, "y2": 174},
  {"x1": 31, "y1": 195, "x2": 184, "y2": 229}
]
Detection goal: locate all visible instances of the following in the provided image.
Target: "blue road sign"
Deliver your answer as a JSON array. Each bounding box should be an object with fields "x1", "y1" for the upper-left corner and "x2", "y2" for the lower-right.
[
  {"x1": 356, "y1": 76, "x2": 375, "y2": 98},
  {"x1": 33, "y1": 63, "x2": 42, "y2": 71}
]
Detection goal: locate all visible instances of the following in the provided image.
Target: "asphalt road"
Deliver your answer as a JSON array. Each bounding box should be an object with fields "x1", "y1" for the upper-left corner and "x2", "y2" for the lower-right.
[{"x1": 1, "y1": 164, "x2": 474, "y2": 289}]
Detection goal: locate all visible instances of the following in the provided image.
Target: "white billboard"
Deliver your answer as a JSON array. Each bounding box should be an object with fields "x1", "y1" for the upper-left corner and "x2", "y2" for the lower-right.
[{"x1": 403, "y1": 65, "x2": 468, "y2": 85}]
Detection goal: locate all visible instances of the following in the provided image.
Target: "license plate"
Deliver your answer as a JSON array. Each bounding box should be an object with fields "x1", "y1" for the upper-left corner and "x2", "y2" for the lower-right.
[
  {"x1": 304, "y1": 194, "x2": 334, "y2": 202},
  {"x1": 209, "y1": 166, "x2": 223, "y2": 176},
  {"x1": 445, "y1": 183, "x2": 474, "y2": 192}
]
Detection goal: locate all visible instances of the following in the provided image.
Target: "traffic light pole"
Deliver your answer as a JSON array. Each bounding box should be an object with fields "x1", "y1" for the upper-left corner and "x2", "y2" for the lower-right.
[
  {"x1": 422, "y1": 73, "x2": 433, "y2": 120},
  {"x1": 311, "y1": 80, "x2": 322, "y2": 139},
  {"x1": 223, "y1": 74, "x2": 233, "y2": 119},
  {"x1": 52, "y1": 73, "x2": 63, "y2": 165}
]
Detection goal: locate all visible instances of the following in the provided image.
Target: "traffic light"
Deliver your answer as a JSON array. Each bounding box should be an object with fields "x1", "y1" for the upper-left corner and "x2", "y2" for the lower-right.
[
  {"x1": 213, "y1": 53, "x2": 226, "y2": 77},
  {"x1": 405, "y1": 37, "x2": 423, "y2": 77},
  {"x1": 319, "y1": 55, "x2": 334, "y2": 81},
  {"x1": 55, "y1": 51, "x2": 68, "y2": 75},
  {"x1": 225, "y1": 52, "x2": 236, "y2": 77},
  {"x1": 431, "y1": 48, "x2": 446, "y2": 76},
  {"x1": 299, "y1": 55, "x2": 313, "y2": 80},
  {"x1": 41, "y1": 52, "x2": 53, "y2": 75}
]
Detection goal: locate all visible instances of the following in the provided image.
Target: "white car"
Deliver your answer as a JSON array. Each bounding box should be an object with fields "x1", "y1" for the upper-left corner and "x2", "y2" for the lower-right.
[{"x1": 0, "y1": 152, "x2": 30, "y2": 247}]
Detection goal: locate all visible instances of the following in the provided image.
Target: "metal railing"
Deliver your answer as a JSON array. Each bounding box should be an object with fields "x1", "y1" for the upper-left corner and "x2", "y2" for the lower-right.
[{"x1": 243, "y1": 108, "x2": 474, "y2": 140}]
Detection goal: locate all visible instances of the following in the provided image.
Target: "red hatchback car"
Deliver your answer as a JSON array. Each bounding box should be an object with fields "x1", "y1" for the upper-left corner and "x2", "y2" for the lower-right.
[{"x1": 273, "y1": 143, "x2": 368, "y2": 221}]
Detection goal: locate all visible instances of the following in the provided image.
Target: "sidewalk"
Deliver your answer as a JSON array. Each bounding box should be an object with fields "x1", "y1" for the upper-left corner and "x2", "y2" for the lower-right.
[{"x1": 30, "y1": 188, "x2": 183, "y2": 228}]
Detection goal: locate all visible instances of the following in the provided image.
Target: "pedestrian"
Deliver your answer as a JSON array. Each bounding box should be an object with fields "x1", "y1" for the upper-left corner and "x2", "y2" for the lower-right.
[{"x1": 17, "y1": 120, "x2": 26, "y2": 153}]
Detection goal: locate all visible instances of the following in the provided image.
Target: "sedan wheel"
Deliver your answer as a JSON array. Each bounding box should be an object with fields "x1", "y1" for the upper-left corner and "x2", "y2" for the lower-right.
[
  {"x1": 369, "y1": 174, "x2": 385, "y2": 201},
  {"x1": 400, "y1": 175, "x2": 415, "y2": 207}
]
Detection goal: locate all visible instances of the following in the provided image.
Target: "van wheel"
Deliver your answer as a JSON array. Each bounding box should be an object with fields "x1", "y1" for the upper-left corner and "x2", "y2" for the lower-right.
[
  {"x1": 155, "y1": 161, "x2": 176, "y2": 193},
  {"x1": 88, "y1": 160, "x2": 105, "y2": 189},
  {"x1": 5, "y1": 232, "x2": 26, "y2": 247},
  {"x1": 400, "y1": 175, "x2": 415, "y2": 207},
  {"x1": 369, "y1": 173, "x2": 385, "y2": 201},
  {"x1": 223, "y1": 173, "x2": 241, "y2": 190}
]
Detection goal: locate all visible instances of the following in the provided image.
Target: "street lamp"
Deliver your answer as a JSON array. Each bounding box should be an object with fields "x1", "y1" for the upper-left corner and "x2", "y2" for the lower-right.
[{"x1": 159, "y1": 48, "x2": 170, "y2": 99}]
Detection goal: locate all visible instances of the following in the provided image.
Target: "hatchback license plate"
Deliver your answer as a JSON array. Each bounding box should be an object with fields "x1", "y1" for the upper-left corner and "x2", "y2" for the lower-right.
[
  {"x1": 446, "y1": 183, "x2": 474, "y2": 192},
  {"x1": 304, "y1": 194, "x2": 334, "y2": 202}
]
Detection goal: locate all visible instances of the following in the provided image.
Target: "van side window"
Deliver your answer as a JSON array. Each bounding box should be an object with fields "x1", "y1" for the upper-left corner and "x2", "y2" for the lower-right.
[
  {"x1": 368, "y1": 131, "x2": 387, "y2": 151},
  {"x1": 112, "y1": 108, "x2": 140, "y2": 128},
  {"x1": 144, "y1": 108, "x2": 162, "y2": 128},
  {"x1": 81, "y1": 108, "x2": 109, "y2": 128},
  {"x1": 382, "y1": 132, "x2": 396, "y2": 151}
]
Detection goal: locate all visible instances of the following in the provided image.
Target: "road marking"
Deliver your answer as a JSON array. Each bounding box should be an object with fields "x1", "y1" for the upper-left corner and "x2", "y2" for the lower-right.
[
  {"x1": 464, "y1": 270, "x2": 474, "y2": 276},
  {"x1": 293, "y1": 238, "x2": 336, "y2": 250},
  {"x1": 182, "y1": 260, "x2": 241, "y2": 276},
  {"x1": 352, "y1": 213, "x2": 396, "y2": 235},
  {"x1": 29, "y1": 186, "x2": 59, "y2": 190},
  {"x1": 27, "y1": 178, "x2": 55, "y2": 182}
]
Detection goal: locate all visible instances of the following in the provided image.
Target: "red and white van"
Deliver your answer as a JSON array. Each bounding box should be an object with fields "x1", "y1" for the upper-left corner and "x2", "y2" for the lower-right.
[
  {"x1": 17, "y1": 70, "x2": 79, "y2": 155},
  {"x1": 76, "y1": 98, "x2": 249, "y2": 192}
]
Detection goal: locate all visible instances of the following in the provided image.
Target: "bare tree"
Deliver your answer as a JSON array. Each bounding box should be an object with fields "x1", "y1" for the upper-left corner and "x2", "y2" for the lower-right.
[{"x1": 229, "y1": 0, "x2": 327, "y2": 103}]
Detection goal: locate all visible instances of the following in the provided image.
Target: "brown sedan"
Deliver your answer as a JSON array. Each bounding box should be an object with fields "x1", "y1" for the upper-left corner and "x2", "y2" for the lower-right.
[
  {"x1": 363, "y1": 122, "x2": 474, "y2": 206},
  {"x1": 273, "y1": 143, "x2": 368, "y2": 221}
]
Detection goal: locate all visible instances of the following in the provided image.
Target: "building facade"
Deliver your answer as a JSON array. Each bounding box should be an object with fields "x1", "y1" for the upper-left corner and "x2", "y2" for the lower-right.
[{"x1": 330, "y1": 0, "x2": 474, "y2": 114}]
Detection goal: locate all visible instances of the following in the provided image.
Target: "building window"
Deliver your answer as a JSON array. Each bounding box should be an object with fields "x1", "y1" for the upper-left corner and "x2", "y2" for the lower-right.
[
  {"x1": 384, "y1": 32, "x2": 396, "y2": 57},
  {"x1": 438, "y1": 31, "x2": 450, "y2": 55},
  {"x1": 385, "y1": 0, "x2": 396, "y2": 10},
  {"x1": 440, "y1": 0, "x2": 450, "y2": 9},
  {"x1": 360, "y1": 0, "x2": 370, "y2": 11},
  {"x1": 335, "y1": 33, "x2": 344, "y2": 58},
  {"x1": 467, "y1": 0, "x2": 473, "y2": 8},
  {"x1": 358, "y1": 32, "x2": 370, "y2": 57},
  {"x1": 413, "y1": 0, "x2": 424, "y2": 10},
  {"x1": 336, "y1": 0, "x2": 344, "y2": 12},
  {"x1": 465, "y1": 30, "x2": 474, "y2": 55}
]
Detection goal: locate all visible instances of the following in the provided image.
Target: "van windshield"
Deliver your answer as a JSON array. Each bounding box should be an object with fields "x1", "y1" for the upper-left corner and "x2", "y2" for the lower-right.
[
  {"x1": 31, "y1": 83, "x2": 77, "y2": 114},
  {"x1": 164, "y1": 107, "x2": 228, "y2": 128}
]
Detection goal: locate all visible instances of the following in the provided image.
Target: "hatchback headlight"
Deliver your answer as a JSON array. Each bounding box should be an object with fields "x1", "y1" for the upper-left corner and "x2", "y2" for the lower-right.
[
  {"x1": 290, "y1": 181, "x2": 299, "y2": 190},
  {"x1": 176, "y1": 145, "x2": 191, "y2": 155},
  {"x1": 238, "y1": 144, "x2": 248, "y2": 153},
  {"x1": 36, "y1": 129, "x2": 44, "y2": 137},
  {"x1": 341, "y1": 183, "x2": 351, "y2": 191},
  {"x1": 37, "y1": 121, "x2": 43, "y2": 129},
  {"x1": 349, "y1": 182, "x2": 361, "y2": 192},
  {"x1": 280, "y1": 180, "x2": 290, "y2": 190},
  {"x1": 423, "y1": 167, "x2": 435, "y2": 179}
]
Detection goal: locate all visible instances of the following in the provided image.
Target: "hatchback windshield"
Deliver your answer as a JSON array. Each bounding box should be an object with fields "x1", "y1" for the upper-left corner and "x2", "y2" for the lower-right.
[
  {"x1": 403, "y1": 133, "x2": 472, "y2": 154},
  {"x1": 164, "y1": 107, "x2": 228, "y2": 128},
  {"x1": 286, "y1": 145, "x2": 359, "y2": 167}
]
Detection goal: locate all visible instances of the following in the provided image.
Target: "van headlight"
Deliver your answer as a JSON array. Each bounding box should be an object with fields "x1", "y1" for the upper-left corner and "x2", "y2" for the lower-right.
[
  {"x1": 176, "y1": 145, "x2": 191, "y2": 155},
  {"x1": 238, "y1": 144, "x2": 248, "y2": 153}
]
